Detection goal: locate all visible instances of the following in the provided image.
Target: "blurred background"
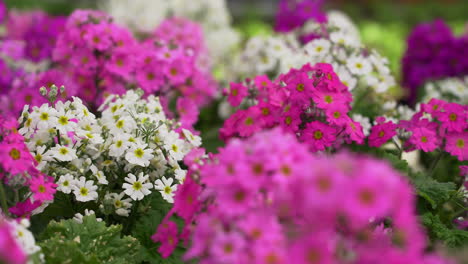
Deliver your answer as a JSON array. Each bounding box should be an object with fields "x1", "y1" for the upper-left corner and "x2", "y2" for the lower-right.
[{"x1": 3, "y1": 0, "x2": 467, "y2": 79}]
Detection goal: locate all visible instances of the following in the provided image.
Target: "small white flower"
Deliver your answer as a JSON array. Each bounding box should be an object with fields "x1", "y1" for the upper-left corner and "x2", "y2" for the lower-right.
[
  {"x1": 10, "y1": 219, "x2": 41, "y2": 255},
  {"x1": 305, "y1": 39, "x2": 331, "y2": 57},
  {"x1": 31, "y1": 104, "x2": 57, "y2": 130},
  {"x1": 57, "y1": 174, "x2": 75, "y2": 194},
  {"x1": 330, "y1": 31, "x2": 358, "y2": 47},
  {"x1": 106, "y1": 192, "x2": 132, "y2": 217},
  {"x1": 174, "y1": 168, "x2": 187, "y2": 183},
  {"x1": 48, "y1": 145, "x2": 77, "y2": 161},
  {"x1": 182, "y1": 129, "x2": 201, "y2": 147},
  {"x1": 55, "y1": 109, "x2": 77, "y2": 133},
  {"x1": 352, "y1": 114, "x2": 371, "y2": 136},
  {"x1": 154, "y1": 176, "x2": 178, "y2": 203},
  {"x1": 90, "y1": 165, "x2": 109, "y2": 185},
  {"x1": 123, "y1": 172, "x2": 153, "y2": 201},
  {"x1": 125, "y1": 143, "x2": 154, "y2": 167},
  {"x1": 73, "y1": 209, "x2": 102, "y2": 224},
  {"x1": 32, "y1": 145, "x2": 50, "y2": 170},
  {"x1": 346, "y1": 56, "x2": 372, "y2": 76},
  {"x1": 73, "y1": 177, "x2": 98, "y2": 202},
  {"x1": 163, "y1": 132, "x2": 186, "y2": 161},
  {"x1": 108, "y1": 134, "x2": 132, "y2": 157}
]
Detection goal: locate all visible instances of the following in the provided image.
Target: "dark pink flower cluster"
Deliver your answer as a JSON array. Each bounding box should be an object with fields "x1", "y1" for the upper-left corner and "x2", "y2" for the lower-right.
[
  {"x1": 0, "y1": 117, "x2": 56, "y2": 218},
  {"x1": 0, "y1": 69, "x2": 77, "y2": 116},
  {"x1": 369, "y1": 99, "x2": 468, "y2": 161},
  {"x1": 221, "y1": 63, "x2": 365, "y2": 152},
  {"x1": 49, "y1": 11, "x2": 216, "y2": 127},
  {"x1": 274, "y1": 0, "x2": 326, "y2": 33},
  {"x1": 153, "y1": 129, "x2": 450, "y2": 264},
  {"x1": 402, "y1": 19, "x2": 468, "y2": 104},
  {"x1": 6, "y1": 10, "x2": 66, "y2": 62}
]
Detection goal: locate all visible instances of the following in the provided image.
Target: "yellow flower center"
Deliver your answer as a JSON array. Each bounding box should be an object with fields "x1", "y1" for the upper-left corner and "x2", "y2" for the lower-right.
[
  {"x1": 296, "y1": 83, "x2": 305, "y2": 92},
  {"x1": 313, "y1": 130, "x2": 323, "y2": 140},
  {"x1": 59, "y1": 148, "x2": 69, "y2": 155},
  {"x1": 58, "y1": 116, "x2": 68, "y2": 125},
  {"x1": 324, "y1": 95, "x2": 333, "y2": 104},
  {"x1": 40, "y1": 112, "x2": 49, "y2": 121},
  {"x1": 133, "y1": 182, "x2": 142, "y2": 191},
  {"x1": 9, "y1": 148, "x2": 21, "y2": 160},
  {"x1": 420, "y1": 136, "x2": 428, "y2": 143},
  {"x1": 244, "y1": 117, "x2": 254, "y2": 126},
  {"x1": 164, "y1": 186, "x2": 172, "y2": 194},
  {"x1": 38, "y1": 184, "x2": 46, "y2": 193},
  {"x1": 449, "y1": 113, "x2": 457, "y2": 121},
  {"x1": 456, "y1": 139, "x2": 465, "y2": 148},
  {"x1": 116, "y1": 120, "x2": 124, "y2": 129},
  {"x1": 134, "y1": 148, "x2": 144, "y2": 158},
  {"x1": 80, "y1": 187, "x2": 88, "y2": 196}
]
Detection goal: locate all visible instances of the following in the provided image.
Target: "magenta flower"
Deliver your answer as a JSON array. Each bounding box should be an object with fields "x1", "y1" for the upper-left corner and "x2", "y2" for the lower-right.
[
  {"x1": 368, "y1": 120, "x2": 397, "y2": 148},
  {"x1": 409, "y1": 127, "x2": 439, "y2": 152},
  {"x1": 445, "y1": 132, "x2": 468, "y2": 161},
  {"x1": 226, "y1": 82, "x2": 248, "y2": 107},
  {"x1": 29, "y1": 174, "x2": 57, "y2": 201},
  {"x1": 301, "y1": 121, "x2": 336, "y2": 152}
]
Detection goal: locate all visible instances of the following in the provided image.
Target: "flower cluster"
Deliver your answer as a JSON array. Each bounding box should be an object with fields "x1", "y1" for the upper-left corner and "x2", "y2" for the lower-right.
[
  {"x1": 221, "y1": 63, "x2": 365, "y2": 152},
  {"x1": 402, "y1": 19, "x2": 468, "y2": 104},
  {"x1": 0, "y1": 217, "x2": 42, "y2": 264},
  {"x1": 0, "y1": 115, "x2": 57, "y2": 218},
  {"x1": 422, "y1": 76, "x2": 468, "y2": 105},
  {"x1": 230, "y1": 16, "x2": 395, "y2": 118},
  {"x1": 18, "y1": 90, "x2": 201, "y2": 219},
  {"x1": 5, "y1": 10, "x2": 66, "y2": 62},
  {"x1": 100, "y1": 0, "x2": 240, "y2": 69},
  {"x1": 51, "y1": 10, "x2": 217, "y2": 127},
  {"x1": 274, "y1": 0, "x2": 326, "y2": 33},
  {"x1": 154, "y1": 129, "x2": 451, "y2": 263},
  {"x1": 368, "y1": 99, "x2": 468, "y2": 161}
]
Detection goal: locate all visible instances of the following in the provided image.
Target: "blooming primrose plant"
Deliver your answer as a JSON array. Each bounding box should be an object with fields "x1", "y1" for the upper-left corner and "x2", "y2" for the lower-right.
[
  {"x1": 154, "y1": 128, "x2": 452, "y2": 263},
  {"x1": 17, "y1": 89, "x2": 201, "y2": 220},
  {"x1": 221, "y1": 63, "x2": 365, "y2": 152}
]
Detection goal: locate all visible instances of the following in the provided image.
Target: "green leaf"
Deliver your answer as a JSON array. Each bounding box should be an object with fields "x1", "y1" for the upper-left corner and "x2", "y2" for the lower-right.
[
  {"x1": 132, "y1": 192, "x2": 185, "y2": 264},
  {"x1": 421, "y1": 213, "x2": 468, "y2": 248},
  {"x1": 38, "y1": 215, "x2": 143, "y2": 264},
  {"x1": 411, "y1": 173, "x2": 457, "y2": 210}
]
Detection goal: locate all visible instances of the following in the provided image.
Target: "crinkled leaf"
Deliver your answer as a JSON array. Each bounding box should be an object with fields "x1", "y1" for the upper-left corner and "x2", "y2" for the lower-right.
[
  {"x1": 421, "y1": 213, "x2": 468, "y2": 248},
  {"x1": 39, "y1": 215, "x2": 142, "y2": 264},
  {"x1": 411, "y1": 173, "x2": 457, "y2": 209}
]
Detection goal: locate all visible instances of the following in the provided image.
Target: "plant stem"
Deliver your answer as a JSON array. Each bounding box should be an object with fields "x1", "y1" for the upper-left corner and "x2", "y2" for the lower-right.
[
  {"x1": 0, "y1": 182, "x2": 10, "y2": 217},
  {"x1": 392, "y1": 138, "x2": 402, "y2": 159},
  {"x1": 56, "y1": 129, "x2": 61, "y2": 145},
  {"x1": 429, "y1": 151, "x2": 444, "y2": 178}
]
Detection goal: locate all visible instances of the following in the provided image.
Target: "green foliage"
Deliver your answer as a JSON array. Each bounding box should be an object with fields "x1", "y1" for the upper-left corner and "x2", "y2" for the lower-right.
[
  {"x1": 38, "y1": 215, "x2": 143, "y2": 264},
  {"x1": 421, "y1": 213, "x2": 468, "y2": 248},
  {"x1": 131, "y1": 192, "x2": 185, "y2": 264},
  {"x1": 411, "y1": 173, "x2": 458, "y2": 210}
]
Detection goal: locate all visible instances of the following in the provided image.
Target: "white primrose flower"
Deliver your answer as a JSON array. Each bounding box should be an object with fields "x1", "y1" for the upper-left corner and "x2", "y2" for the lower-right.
[
  {"x1": 352, "y1": 114, "x2": 372, "y2": 136},
  {"x1": 304, "y1": 39, "x2": 331, "y2": 57},
  {"x1": 32, "y1": 145, "x2": 50, "y2": 170},
  {"x1": 174, "y1": 168, "x2": 187, "y2": 183},
  {"x1": 30, "y1": 104, "x2": 58, "y2": 130},
  {"x1": 90, "y1": 165, "x2": 109, "y2": 185},
  {"x1": 55, "y1": 109, "x2": 77, "y2": 133},
  {"x1": 330, "y1": 31, "x2": 358, "y2": 47},
  {"x1": 57, "y1": 173, "x2": 75, "y2": 194},
  {"x1": 10, "y1": 219, "x2": 41, "y2": 256},
  {"x1": 73, "y1": 209, "x2": 103, "y2": 224},
  {"x1": 106, "y1": 192, "x2": 132, "y2": 217},
  {"x1": 48, "y1": 144, "x2": 77, "y2": 161},
  {"x1": 73, "y1": 177, "x2": 98, "y2": 202},
  {"x1": 108, "y1": 133, "x2": 132, "y2": 157},
  {"x1": 346, "y1": 56, "x2": 372, "y2": 76},
  {"x1": 154, "y1": 176, "x2": 178, "y2": 203},
  {"x1": 125, "y1": 143, "x2": 154, "y2": 167},
  {"x1": 163, "y1": 131, "x2": 186, "y2": 161},
  {"x1": 123, "y1": 172, "x2": 153, "y2": 201},
  {"x1": 182, "y1": 129, "x2": 201, "y2": 147}
]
